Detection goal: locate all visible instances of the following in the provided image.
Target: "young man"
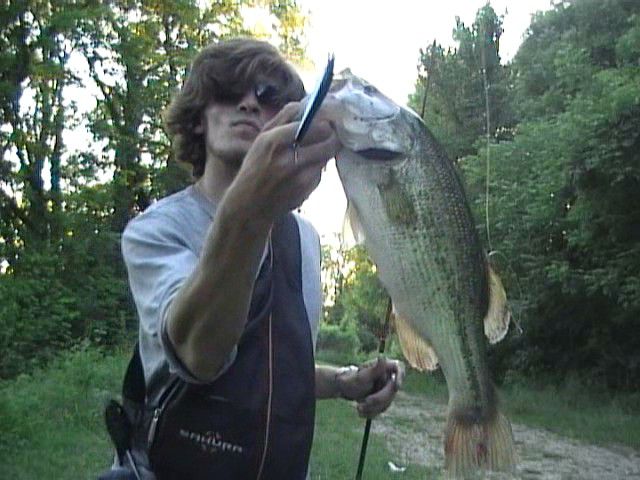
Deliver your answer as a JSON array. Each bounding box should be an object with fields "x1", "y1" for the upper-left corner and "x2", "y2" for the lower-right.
[{"x1": 120, "y1": 38, "x2": 404, "y2": 479}]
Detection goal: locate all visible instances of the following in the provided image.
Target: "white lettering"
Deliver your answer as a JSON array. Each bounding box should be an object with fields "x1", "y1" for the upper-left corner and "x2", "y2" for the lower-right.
[{"x1": 177, "y1": 428, "x2": 245, "y2": 456}]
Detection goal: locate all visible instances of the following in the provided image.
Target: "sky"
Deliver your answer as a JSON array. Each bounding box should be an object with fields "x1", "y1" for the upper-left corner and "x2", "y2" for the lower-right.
[{"x1": 293, "y1": 0, "x2": 554, "y2": 243}]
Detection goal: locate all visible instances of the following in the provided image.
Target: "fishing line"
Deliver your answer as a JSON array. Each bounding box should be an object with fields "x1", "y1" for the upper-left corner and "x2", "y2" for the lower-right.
[
  {"x1": 482, "y1": 35, "x2": 524, "y2": 336},
  {"x1": 481, "y1": 37, "x2": 493, "y2": 254},
  {"x1": 485, "y1": 137, "x2": 493, "y2": 253}
]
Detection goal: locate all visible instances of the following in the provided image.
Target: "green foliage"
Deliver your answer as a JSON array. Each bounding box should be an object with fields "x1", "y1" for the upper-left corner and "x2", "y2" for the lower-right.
[
  {"x1": 0, "y1": 253, "x2": 76, "y2": 377},
  {"x1": 0, "y1": 347, "x2": 130, "y2": 479},
  {"x1": 409, "y1": 4, "x2": 514, "y2": 159},
  {"x1": 0, "y1": 1, "x2": 309, "y2": 380},
  {"x1": 322, "y1": 244, "x2": 388, "y2": 355},
  {"x1": 268, "y1": 0, "x2": 308, "y2": 64},
  {"x1": 511, "y1": 0, "x2": 639, "y2": 120},
  {"x1": 616, "y1": 14, "x2": 640, "y2": 66},
  {"x1": 316, "y1": 322, "x2": 359, "y2": 357},
  {"x1": 453, "y1": 0, "x2": 640, "y2": 389},
  {"x1": 0, "y1": 186, "x2": 134, "y2": 377},
  {"x1": 502, "y1": 376, "x2": 640, "y2": 449}
]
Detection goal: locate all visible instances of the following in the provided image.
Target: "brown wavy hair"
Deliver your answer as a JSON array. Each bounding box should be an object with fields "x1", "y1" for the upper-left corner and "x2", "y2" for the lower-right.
[{"x1": 163, "y1": 38, "x2": 306, "y2": 178}]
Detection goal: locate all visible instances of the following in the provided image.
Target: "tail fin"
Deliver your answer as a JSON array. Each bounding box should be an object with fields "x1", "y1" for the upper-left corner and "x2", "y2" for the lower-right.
[{"x1": 444, "y1": 408, "x2": 516, "y2": 478}]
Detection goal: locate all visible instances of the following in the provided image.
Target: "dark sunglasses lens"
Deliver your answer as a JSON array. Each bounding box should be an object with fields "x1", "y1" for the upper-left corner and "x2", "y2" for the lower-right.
[{"x1": 255, "y1": 83, "x2": 280, "y2": 106}]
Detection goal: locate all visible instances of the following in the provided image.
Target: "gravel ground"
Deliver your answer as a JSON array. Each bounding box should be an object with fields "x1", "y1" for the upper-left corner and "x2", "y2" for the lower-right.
[{"x1": 371, "y1": 391, "x2": 640, "y2": 479}]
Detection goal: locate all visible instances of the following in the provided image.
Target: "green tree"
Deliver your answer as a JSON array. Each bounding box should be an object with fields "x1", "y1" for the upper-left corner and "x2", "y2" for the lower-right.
[
  {"x1": 75, "y1": 1, "x2": 248, "y2": 232},
  {"x1": 409, "y1": 4, "x2": 512, "y2": 160},
  {"x1": 0, "y1": 1, "x2": 93, "y2": 265},
  {"x1": 458, "y1": 0, "x2": 640, "y2": 388},
  {"x1": 0, "y1": 1, "x2": 311, "y2": 379},
  {"x1": 323, "y1": 244, "x2": 388, "y2": 353}
]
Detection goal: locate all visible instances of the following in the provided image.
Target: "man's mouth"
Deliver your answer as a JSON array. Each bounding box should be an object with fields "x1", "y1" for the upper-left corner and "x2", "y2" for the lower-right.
[{"x1": 232, "y1": 120, "x2": 261, "y2": 132}]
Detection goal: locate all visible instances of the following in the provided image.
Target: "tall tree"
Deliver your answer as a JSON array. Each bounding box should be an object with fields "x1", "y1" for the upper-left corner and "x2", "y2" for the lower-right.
[
  {"x1": 0, "y1": 0, "x2": 311, "y2": 378},
  {"x1": 76, "y1": 1, "x2": 248, "y2": 232},
  {"x1": 0, "y1": 1, "x2": 91, "y2": 265},
  {"x1": 409, "y1": 4, "x2": 512, "y2": 160},
  {"x1": 458, "y1": 0, "x2": 640, "y2": 388}
]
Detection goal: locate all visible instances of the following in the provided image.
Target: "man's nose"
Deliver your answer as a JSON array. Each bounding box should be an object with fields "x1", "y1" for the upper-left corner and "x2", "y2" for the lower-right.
[{"x1": 238, "y1": 89, "x2": 260, "y2": 114}]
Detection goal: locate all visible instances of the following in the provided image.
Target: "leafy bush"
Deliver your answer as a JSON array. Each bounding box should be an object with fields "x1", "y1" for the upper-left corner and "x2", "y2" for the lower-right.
[
  {"x1": 316, "y1": 323, "x2": 359, "y2": 356},
  {"x1": 0, "y1": 253, "x2": 77, "y2": 377},
  {"x1": 0, "y1": 194, "x2": 136, "y2": 379}
]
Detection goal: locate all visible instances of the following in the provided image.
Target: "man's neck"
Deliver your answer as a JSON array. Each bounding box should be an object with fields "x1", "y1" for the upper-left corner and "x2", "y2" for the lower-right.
[{"x1": 196, "y1": 155, "x2": 240, "y2": 203}]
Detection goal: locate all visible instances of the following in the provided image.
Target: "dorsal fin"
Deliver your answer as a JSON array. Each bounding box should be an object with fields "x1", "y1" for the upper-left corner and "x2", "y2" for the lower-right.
[
  {"x1": 392, "y1": 305, "x2": 439, "y2": 371},
  {"x1": 484, "y1": 265, "x2": 511, "y2": 344}
]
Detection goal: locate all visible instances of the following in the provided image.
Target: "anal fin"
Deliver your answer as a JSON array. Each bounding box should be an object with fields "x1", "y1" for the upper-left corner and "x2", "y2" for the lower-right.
[{"x1": 483, "y1": 266, "x2": 511, "y2": 344}]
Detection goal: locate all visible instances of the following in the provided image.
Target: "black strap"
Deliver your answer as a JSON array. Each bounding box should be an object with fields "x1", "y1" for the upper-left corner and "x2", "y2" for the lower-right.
[{"x1": 122, "y1": 342, "x2": 146, "y2": 405}]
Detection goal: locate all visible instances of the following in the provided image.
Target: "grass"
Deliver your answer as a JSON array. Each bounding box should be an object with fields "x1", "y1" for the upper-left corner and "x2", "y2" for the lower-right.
[
  {"x1": 311, "y1": 397, "x2": 436, "y2": 479},
  {"x1": 318, "y1": 347, "x2": 640, "y2": 450},
  {"x1": 501, "y1": 379, "x2": 640, "y2": 450},
  {"x1": 0, "y1": 346, "x2": 129, "y2": 479},
  {"x1": 390, "y1": 365, "x2": 640, "y2": 451},
  {"x1": 0, "y1": 346, "x2": 639, "y2": 478}
]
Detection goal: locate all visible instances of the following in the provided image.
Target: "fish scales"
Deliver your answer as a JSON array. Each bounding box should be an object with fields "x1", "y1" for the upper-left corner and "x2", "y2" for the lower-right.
[
  {"x1": 326, "y1": 70, "x2": 516, "y2": 478},
  {"x1": 401, "y1": 137, "x2": 487, "y2": 403}
]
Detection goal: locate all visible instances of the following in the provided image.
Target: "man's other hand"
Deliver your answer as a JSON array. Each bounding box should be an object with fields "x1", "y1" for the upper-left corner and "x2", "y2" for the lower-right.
[{"x1": 336, "y1": 357, "x2": 405, "y2": 419}]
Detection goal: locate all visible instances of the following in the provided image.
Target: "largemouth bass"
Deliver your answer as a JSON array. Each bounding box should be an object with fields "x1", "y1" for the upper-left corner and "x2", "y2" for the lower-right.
[{"x1": 326, "y1": 70, "x2": 516, "y2": 477}]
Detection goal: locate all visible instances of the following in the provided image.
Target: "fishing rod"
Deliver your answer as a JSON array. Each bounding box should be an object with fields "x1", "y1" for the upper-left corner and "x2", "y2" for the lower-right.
[{"x1": 354, "y1": 297, "x2": 393, "y2": 480}]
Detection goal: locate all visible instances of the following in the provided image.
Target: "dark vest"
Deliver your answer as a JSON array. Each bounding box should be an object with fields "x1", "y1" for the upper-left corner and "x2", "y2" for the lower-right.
[{"x1": 142, "y1": 214, "x2": 316, "y2": 479}]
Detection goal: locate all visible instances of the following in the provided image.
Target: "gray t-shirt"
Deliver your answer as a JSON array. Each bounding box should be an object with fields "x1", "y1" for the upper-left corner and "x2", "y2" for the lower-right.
[{"x1": 121, "y1": 185, "x2": 322, "y2": 391}]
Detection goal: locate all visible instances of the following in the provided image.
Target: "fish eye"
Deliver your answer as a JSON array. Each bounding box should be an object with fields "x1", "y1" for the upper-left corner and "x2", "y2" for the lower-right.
[
  {"x1": 363, "y1": 85, "x2": 377, "y2": 95},
  {"x1": 330, "y1": 78, "x2": 348, "y2": 92}
]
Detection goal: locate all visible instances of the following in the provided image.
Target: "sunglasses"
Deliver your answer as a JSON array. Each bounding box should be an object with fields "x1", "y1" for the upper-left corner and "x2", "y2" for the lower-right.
[{"x1": 215, "y1": 82, "x2": 283, "y2": 108}]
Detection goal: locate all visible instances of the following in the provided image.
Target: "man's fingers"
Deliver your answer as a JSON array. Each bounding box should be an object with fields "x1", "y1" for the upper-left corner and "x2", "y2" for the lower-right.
[
  {"x1": 261, "y1": 119, "x2": 336, "y2": 156},
  {"x1": 262, "y1": 101, "x2": 302, "y2": 131},
  {"x1": 391, "y1": 360, "x2": 405, "y2": 390},
  {"x1": 356, "y1": 357, "x2": 387, "y2": 387},
  {"x1": 356, "y1": 376, "x2": 398, "y2": 418},
  {"x1": 292, "y1": 130, "x2": 340, "y2": 170},
  {"x1": 290, "y1": 164, "x2": 324, "y2": 201}
]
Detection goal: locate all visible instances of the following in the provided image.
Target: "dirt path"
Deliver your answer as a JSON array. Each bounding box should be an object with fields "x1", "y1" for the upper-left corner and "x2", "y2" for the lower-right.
[{"x1": 372, "y1": 391, "x2": 640, "y2": 479}]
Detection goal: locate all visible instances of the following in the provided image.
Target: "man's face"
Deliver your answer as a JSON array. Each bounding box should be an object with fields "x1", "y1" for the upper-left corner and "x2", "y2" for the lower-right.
[{"x1": 200, "y1": 83, "x2": 282, "y2": 168}]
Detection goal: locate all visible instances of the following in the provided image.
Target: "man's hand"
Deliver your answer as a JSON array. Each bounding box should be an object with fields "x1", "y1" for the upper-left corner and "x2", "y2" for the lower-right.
[
  {"x1": 228, "y1": 100, "x2": 341, "y2": 226},
  {"x1": 336, "y1": 357, "x2": 405, "y2": 419}
]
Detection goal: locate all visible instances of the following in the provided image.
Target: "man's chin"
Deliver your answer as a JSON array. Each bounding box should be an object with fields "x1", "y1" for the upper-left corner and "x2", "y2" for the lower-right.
[{"x1": 207, "y1": 141, "x2": 252, "y2": 170}]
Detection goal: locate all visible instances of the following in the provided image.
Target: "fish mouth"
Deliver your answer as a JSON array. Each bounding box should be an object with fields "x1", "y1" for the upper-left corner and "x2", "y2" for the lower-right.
[
  {"x1": 354, "y1": 148, "x2": 404, "y2": 161},
  {"x1": 353, "y1": 112, "x2": 398, "y2": 122}
]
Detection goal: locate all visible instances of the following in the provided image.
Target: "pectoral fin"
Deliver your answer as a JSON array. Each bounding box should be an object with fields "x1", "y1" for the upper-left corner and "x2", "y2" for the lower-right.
[
  {"x1": 483, "y1": 266, "x2": 511, "y2": 344},
  {"x1": 392, "y1": 306, "x2": 439, "y2": 371},
  {"x1": 343, "y1": 201, "x2": 365, "y2": 244}
]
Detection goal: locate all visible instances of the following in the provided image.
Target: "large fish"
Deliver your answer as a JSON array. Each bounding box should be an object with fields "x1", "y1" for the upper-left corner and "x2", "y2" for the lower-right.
[{"x1": 325, "y1": 70, "x2": 516, "y2": 477}]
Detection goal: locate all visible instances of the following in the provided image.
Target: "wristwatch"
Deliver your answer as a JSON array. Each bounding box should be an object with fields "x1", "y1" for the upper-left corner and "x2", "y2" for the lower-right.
[{"x1": 334, "y1": 365, "x2": 359, "y2": 400}]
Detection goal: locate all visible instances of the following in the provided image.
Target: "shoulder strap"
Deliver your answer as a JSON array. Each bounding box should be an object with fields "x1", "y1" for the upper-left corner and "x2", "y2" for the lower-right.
[{"x1": 122, "y1": 342, "x2": 146, "y2": 405}]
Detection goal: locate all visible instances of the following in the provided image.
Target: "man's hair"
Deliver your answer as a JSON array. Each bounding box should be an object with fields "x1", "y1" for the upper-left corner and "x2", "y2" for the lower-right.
[{"x1": 163, "y1": 38, "x2": 306, "y2": 178}]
